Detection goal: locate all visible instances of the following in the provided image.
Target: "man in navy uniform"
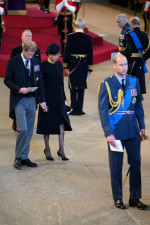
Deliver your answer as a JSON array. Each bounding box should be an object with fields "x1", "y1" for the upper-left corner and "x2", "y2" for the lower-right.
[
  {"x1": 63, "y1": 18, "x2": 93, "y2": 115},
  {"x1": 98, "y1": 54, "x2": 147, "y2": 210},
  {"x1": 123, "y1": 17, "x2": 150, "y2": 94},
  {"x1": 116, "y1": 14, "x2": 131, "y2": 54}
]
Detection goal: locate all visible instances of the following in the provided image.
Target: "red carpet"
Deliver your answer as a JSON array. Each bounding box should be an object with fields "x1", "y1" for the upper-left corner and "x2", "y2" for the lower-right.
[{"x1": 0, "y1": 7, "x2": 118, "y2": 77}]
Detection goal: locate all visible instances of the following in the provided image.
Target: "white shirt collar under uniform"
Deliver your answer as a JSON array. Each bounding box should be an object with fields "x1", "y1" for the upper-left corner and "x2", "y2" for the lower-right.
[{"x1": 115, "y1": 74, "x2": 126, "y2": 85}]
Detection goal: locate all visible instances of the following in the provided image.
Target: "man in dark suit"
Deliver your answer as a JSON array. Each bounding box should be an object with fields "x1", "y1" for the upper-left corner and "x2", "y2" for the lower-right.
[
  {"x1": 98, "y1": 54, "x2": 147, "y2": 210},
  {"x1": 10, "y1": 29, "x2": 41, "y2": 131},
  {"x1": 63, "y1": 18, "x2": 93, "y2": 115},
  {"x1": 123, "y1": 16, "x2": 150, "y2": 94},
  {"x1": 4, "y1": 41, "x2": 47, "y2": 170}
]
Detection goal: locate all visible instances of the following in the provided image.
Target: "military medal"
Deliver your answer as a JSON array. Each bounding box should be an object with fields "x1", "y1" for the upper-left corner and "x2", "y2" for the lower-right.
[
  {"x1": 132, "y1": 97, "x2": 136, "y2": 104},
  {"x1": 130, "y1": 88, "x2": 137, "y2": 96}
]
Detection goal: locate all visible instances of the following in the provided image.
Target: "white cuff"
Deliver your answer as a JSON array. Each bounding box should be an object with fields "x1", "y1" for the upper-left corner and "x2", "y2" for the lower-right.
[
  {"x1": 0, "y1": 7, "x2": 4, "y2": 15},
  {"x1": 144, "y1": 2, "x2": 150, "y2": 11},
  {"x1": 66, "y1": 4, "x2": 75, "y2": 13},
  {"x1": 56, "y1": 1, "x2": 64, "y2": 12}
]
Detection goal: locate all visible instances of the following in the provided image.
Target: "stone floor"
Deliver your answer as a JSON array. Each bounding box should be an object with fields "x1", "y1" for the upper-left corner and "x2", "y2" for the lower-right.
[{"x1": 0, "y1": 3, "x2": 150, "y2": 225}]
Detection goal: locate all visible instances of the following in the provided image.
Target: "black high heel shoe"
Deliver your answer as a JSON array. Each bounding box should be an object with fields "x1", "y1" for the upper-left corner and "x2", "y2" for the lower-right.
[
  {"x1": 44, "y1": 149, "x2": 54, "y2": 161},
  {"x1": 57, "y1": 150, "x2": 69, "y2": 161}
]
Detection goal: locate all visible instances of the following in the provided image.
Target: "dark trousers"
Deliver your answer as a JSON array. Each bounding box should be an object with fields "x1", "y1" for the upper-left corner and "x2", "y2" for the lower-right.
[
  {"x1": 70, "y1": 89, "x2": 84, "y2": 114},
  {"x1": 108, "y1": 137, "x2": 141, "y2": 201},
  {"x1": 143, "y1": 11, "x2": 149, "y2": 33},
  {"x1": 57, "y1": 14, "x2": 73, "y2": 54},
  {"x1": 44, "y1": 0, "x2": 49, "y2": 9},
  {"x1": 0, "y1": 27, "x2": 2, "y2": 48}
]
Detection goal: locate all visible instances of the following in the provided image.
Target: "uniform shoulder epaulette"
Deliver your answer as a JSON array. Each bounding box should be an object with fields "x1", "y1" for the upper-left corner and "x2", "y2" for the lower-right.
[
  {"x1": 142, "y1": 30, "x2": 148, "y2": 35},
  {"x1": 101, "y1": 76, "x2": 113, "y2": 83},
  {"x1": 127, "y1": 74, "x2": 135, "y2": 78},
  {"x1": 68, "y1": 33, "x2": 73, "y2": 36},
  {"x1": 126, "y1": 30, "x2": 133, "y2": 35}
]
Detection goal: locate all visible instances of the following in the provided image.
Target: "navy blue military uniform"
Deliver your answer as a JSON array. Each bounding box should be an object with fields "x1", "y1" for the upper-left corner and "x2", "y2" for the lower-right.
[
  {"x1": 98, "y1": 74, "x2": 145, "y2": 201},
  {"x1": 119, "y1": 22, "x2": 131, "y2": 54},
  {"x1": 124, "y1": 27, "x2": 150, "y2": 94},
  {"x1": 63, "y1": 31, "x2": 93, "y2": 115}
]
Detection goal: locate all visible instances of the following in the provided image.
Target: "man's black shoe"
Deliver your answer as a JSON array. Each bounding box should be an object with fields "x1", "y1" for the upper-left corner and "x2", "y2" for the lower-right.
[
  {"x1": 22, "y1": 158, "x2": 38, "y2": 168},
  {"x1": 12, "y1": 120, "x2": 17, "y2": 132},
  {"x1": 14, "y1": 158, "x2": 22, "y2": 170},
  {"x1": 129, "y1": 199, "x2": 147, "y2": 210},
  {"x1": 114, "y1": 200, "x2": 126, "y2": 209},
  {"x1": 78, "y1": 111, "x2": 85, "y2": 115}
]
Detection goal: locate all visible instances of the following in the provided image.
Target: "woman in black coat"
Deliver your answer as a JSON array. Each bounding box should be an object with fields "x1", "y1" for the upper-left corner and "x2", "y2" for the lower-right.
[{"x1": 37, "y1": 43, "x2": 72, "y2": 161}]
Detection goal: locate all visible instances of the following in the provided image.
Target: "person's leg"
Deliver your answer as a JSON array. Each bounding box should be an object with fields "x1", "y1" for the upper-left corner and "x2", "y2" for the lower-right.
[
  {"x1": 0, "y1": 28, "x2": 2, "y2": 48},
  {"x1": 77, "y1": 90, "x2": 85, "y2": 115},
  {"x1": 125, "y1": 137, "x2": 141, "y2": 200},
  {"x1": 57, "y1": 124, "x2": 69, "y2": 160},
  {"x1": 43, "y1": 134, "x2": 54, "y2": 160},
  {"x1": 125, "y1": 137, "x2": 147, "y2": 209},
  {"x1": 21, "y1": 97, "x2": 36, "y2": 160},
  {"x1": 44, "y1": 134, "x2": 50, "y2": 149},
  {"x1": 15, "y1": 98, "x2": 31, "y2": 160},
  {"x1": 108, "y1": 142, "x2": 124, "y2": 201},
  {"x1": 15, "y1": 97, "x2": 36, "y2": 160},
  {"x1": 44, "y1": 0, "x2": 50, "y2": 12},
  {"x1": 70, "y1": 89, "x2": 77, "y2": 114}
]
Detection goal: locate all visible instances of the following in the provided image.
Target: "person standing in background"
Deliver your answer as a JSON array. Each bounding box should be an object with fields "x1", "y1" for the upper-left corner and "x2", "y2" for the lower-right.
[
  {"x1": 10, "y1": 29, "x2": 41, "y2": 61},
  {"x1": 142, "y1": 0, "x2": 150, "y2": 33},
  {"x1": 55, "y1": 0, "x2": 77, "y2": 55},
  {"x1": 116, "y1": 14, "x2": 131, "y2": 54},
  {"x1": 0, "y1": 5, "x2": 4, "y2": 49},
  {"x1": 63, "y1": 18, "x2": 93, "y2": 116},
  {"x1": 123, "y1": 17, "x2": 150, "y2": 94}
]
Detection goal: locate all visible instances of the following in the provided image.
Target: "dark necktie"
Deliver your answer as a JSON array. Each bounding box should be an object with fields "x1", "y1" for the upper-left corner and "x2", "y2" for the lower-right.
[
  {"x1": 25, "y1": 60, "x2": 30, "y2": 76},
  {"x1": 122, "y1": 78, "x2": 125, "y2": 92},
  {"x1": 25, "y1": 60, "x2": 29, "y2": 68}
]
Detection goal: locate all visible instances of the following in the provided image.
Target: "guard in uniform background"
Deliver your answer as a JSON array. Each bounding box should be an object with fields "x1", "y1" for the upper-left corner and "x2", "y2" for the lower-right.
[
  {"x1": 116, "y1": 14, "x2": 131, "y2": 54},
  {"x1": 0, "y1": 5, "x2": 5, "y2": 49},
  {"x1": 55, "y1": 0, "x2": 77, "y2": 55},
  {"x1": 123, "y1": 16, "x2": 150, "y2": 94},
  {"x1": 98, "y1": 53, "x2": 147, "y2": 210},
  {"x1": 63, "y1": 18, "x2": 93, "y2": 115},
  {"x1": 142, "y1": 0, "x2": 150, "y2": 33},
  {"x1": 75, "y1": 0, "x2": 82, "y2": 20}
]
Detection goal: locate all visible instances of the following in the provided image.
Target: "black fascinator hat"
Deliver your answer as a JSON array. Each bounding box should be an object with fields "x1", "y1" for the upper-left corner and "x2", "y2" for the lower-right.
[{"x1": 46, "y1": 43, "x2": 60, "y2": 56}]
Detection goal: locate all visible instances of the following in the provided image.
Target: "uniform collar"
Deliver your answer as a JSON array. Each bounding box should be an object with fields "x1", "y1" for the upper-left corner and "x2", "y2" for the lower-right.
[
  {"x1": 115, "y1": 74, "x2": 126, "y2": 85},
  {"x1": 75, "y1": 29, "x2": 84, "y2": 33}
]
